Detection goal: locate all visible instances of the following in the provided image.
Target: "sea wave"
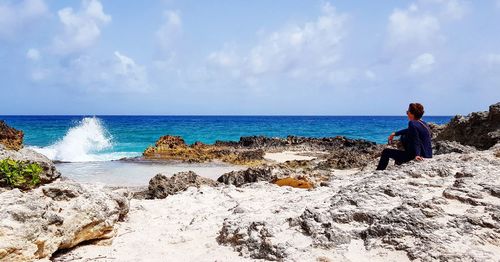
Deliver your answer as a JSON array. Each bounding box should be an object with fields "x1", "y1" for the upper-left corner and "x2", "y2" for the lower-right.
[{"x1": 30, "y1": 117, "x2": 138, "y2": 162}]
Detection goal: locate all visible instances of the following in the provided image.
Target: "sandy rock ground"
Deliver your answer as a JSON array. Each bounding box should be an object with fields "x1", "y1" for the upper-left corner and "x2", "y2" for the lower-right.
[{"x1": 54, "y1": 147, "x2": 500, "y2": 262}]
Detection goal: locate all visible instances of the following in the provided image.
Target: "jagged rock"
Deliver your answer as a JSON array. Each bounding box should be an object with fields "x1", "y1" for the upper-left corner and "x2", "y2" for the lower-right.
[
  {"x1": 217, "y1": 220, "x2": 287, "y2": 260},
  {"x1": 428, "y1": 122, "x2": 446, "y2": 139},
  {"x1": 217, "y1": 166, "x2": 276, "y2": 186},
  {"x1": 216, "y1": 135, "x2": 379, "y2": 152},
  {"x1": 147, "y1": 171, "x2": 218, "y2": 199},
  {"x1": 316, "y1": 149, "x2": 379, "y2": 170},
  {"x1": 289, "y1": 149, "x2": 500, "y2": 261},
  {"x1": 0, "y1": 120, "x2": 23, "y2": 151},
  {"x1": 218, "y1": 163, "x2": 332, "y2": 188},
  {"x1": 436, "y1": 102, "x2": 500, "y2": 149},
  {"x1": 0, "y1": 145, "x2": 60, "y2": 187},
  {"x1": 143, "y1": 134, "x2": 379, "y2": 166},
  {"x1": 143, "y1": 135, "x2": 212, "y2": 162},
  {"x1": 433, "y1": 140, "x2": 477, "y2": 155},
  {"x1": 231, "y1": 149, "x2": 265, "y2": 165},
  {"x1": 291, "y1": 208, "x2": 352, "y2": 248},
  {"x1": 0, "y1": 181, "x2": 129, "y2": 261},
  {"x1": 143, "y1": 135, "x2": 265, "y2": 165}
]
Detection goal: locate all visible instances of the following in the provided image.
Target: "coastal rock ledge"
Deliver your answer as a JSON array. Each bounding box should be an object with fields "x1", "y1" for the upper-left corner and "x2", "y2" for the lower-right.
[{"x1": 0, "y1": 181, "x2": 129, "y2": 261}]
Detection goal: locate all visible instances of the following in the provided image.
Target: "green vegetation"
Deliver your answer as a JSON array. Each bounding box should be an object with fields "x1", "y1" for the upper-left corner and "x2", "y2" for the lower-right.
[{"x1": 0, "y1": 158, "x2": 42, "y2": 189}]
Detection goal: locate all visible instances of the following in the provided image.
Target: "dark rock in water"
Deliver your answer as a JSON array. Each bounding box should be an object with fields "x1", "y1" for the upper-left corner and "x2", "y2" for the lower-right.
[
  {"x1": 0, "y1": 120, "x2": 23, "y2": 151},
  {"x1": 217, "y1": 166, "x2": 276, "y2": 187},
  {"x1": 142, "y1": 134, "x2": 380, "y2": 167},
  {"x1": 147, "y1": 171, "x2": 218, "y2": 199},
  {"x1": 216, "y1": 135, "x2": 378, "y2": 152},
  {"x1": 436, "y1": 102, "x2": 500, "y2": 149},
  {"x1": 0, "y1": 145, "x2": 60, "y2": 188},
  {"x1": 433, "y1": 140, "x2": 477, "y2": 155}
]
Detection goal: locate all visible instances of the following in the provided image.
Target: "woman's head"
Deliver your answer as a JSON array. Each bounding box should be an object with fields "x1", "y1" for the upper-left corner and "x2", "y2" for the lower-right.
[{"x1": 407, "y1": 103, "x2": 424, "y2": 120}]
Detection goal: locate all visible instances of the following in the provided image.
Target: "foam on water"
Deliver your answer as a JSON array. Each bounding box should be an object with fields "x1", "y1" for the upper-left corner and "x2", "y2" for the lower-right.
[{"x1": 31, "y1": 117, "x2": 134, "y2": 162}]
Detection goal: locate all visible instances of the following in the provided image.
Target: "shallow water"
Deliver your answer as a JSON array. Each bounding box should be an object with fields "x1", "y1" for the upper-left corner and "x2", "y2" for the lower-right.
[{"x1": 56, "y1": 161, "x2": 244, "y2": 186}]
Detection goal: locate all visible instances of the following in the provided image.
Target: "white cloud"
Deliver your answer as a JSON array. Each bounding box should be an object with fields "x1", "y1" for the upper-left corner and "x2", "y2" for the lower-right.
[
  {"x1": 409, "y1": 53, "x2": 436, "y2": 73},
  {"x1": 53, "y1": 0, "x2": 111, "y2": 54},
  {"x1": 441, "y1": 0, "x2": 468, "y2": 20},
  {"x1": 67, "y1": 52, "x2": 149, "y2": 92},
  {"x1": 26, "y1": 48, "x2": 40, "y2": 61},
  {"x1": 111, "y1": 51, "x2": 150, "y2": 92},
  {"x1": 30, "y1": 52, "x2": 150, "y2": 93},
  {"x1": 483, "y1": 53, "x2": 500, "y2": 65},
  {"x1": 206, "y1": 2, "x2": 348, "y2": 86},
  {"x1": 365, "y1": 70, "x2": 376, "y2": 80},
  {"x1": 388, "y1": 6, "x2": 441, "y2": 48},
  {"x1": 0, "y1": 0, "x2": 48, "y2": 40},
  {"x1": 156, "y1": 10, "x2": 182, "y2": 56},
  {"x1": 387, "y1": 0, "x2": 467, "y2": 49}
]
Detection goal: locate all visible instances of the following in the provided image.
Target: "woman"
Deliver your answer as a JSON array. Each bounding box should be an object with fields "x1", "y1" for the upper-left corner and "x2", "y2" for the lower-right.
[{"x1": 376, "y1": 103, "x2": 432, "y2": 170}]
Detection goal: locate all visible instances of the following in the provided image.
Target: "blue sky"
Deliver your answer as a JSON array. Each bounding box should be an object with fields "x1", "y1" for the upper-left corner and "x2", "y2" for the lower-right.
[{"x1": 0, "y1": 0, "x2": 499, "y2": 115}]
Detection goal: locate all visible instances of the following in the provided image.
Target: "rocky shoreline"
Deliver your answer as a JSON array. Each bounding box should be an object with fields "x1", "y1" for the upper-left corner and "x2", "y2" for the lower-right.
[{"x1": 0, "y1": 103, "x2": 499, "y2": 261}]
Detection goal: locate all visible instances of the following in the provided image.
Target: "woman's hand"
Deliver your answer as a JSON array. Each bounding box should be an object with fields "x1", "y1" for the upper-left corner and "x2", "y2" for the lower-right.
[
  {"x1": 415, "y1": 156, "x2": 423, "y2": 161},
  {"x1": 388, "y1": 132, "x2": 396, "y2": 144}
]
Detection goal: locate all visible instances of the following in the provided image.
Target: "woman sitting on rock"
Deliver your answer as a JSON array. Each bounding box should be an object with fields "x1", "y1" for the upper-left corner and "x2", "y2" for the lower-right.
[{"x1": 376, "y1": 103, "x2": 432, "y2": 170}]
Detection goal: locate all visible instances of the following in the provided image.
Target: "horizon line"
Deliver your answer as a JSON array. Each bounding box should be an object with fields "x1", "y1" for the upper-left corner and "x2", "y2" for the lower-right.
[{"x1": 0, "y1": 114, "x2": 454, "y2": 117}]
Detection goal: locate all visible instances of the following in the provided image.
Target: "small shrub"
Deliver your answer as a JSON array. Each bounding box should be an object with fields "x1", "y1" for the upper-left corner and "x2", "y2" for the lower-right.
[{"x1": 0, "y1": 158, "x2": 42, "y2": 189}]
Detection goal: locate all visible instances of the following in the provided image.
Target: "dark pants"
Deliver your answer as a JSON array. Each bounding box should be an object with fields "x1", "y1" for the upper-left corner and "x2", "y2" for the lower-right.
[{"x1": 376, "y1": 148, "x2": 412, "y2": 170}]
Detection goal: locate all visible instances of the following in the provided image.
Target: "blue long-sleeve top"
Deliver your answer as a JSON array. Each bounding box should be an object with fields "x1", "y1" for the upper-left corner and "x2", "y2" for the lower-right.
[{"x1": 395, "y1": 120, "x2": 432, "y2": 158}]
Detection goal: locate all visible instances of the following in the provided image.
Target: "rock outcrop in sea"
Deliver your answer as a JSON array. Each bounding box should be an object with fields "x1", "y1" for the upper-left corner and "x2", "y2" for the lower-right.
[
  {"x1": 143, "y1": 134, "x2": 383, "y2": 170},
  {"x1": 0, "y1": 120, "x2": 23, "y2": 151},
  {"x1": 143, "y1": 135, "x2": 265, "y2": 165}
]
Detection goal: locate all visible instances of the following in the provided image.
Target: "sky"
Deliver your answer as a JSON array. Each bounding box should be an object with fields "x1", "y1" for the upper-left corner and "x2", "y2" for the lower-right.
[{"x1": 0, "y1": 0, "x2": 499, "y2": 115}]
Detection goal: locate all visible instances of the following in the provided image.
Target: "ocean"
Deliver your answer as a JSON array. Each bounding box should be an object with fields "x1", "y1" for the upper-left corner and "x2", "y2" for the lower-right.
[{"x1": 1, "y1": 115, "x2": 452, "y2": 162}]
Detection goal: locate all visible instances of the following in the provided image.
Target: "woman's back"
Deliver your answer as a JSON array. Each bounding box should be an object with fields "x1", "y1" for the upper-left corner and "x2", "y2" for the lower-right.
[{"x1": 408, "y1": 120, "x2": 432, "y2": 158}]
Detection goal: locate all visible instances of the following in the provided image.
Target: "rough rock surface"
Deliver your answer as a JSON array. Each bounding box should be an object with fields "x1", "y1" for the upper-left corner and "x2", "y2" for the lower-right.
[
  {"x1": 287, "y1": 149, "x2": 500, "y2": 261},
  {"x1": 0, "y1": 181, "x2": 129, "y2": 261},
  {"x1": 316, "y1": 148, "x2": 379, "y2": 170},
  {"x1": 433, "y1": 140, "x2": 477, "y2": 155},
  {"x1": 215, "y1": 135, "x2": 379, "y2": 152},
  {"x1": 147, "y1": 171, "x2": 218, "y2": 199},
  {"x1": 436, "y1": 102, "x2": 500, "y2": 149},
  {"x1": 0, "y1": 120, "x2": 23, "y2": 151},
  {"x1": 217, "y1": 166, "x2": 277, "y2": 187},
  {"x1": 53, "y1": 144, "x2": 500, "y2": 261},
  {"x1": 0, "y1": 145, "x2": 60, "y2": 187},
  {"x1": 143, "y1": 135, "x2": 265, "y2": 165},
  {"x1": 217, "y1": 160, "x2": 342, "y2": 188}
]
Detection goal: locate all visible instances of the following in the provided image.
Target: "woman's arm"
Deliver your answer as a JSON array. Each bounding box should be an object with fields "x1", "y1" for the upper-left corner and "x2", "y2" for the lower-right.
[{"x1": 395, "y1": 129, "x2": 408, "y2": 136}]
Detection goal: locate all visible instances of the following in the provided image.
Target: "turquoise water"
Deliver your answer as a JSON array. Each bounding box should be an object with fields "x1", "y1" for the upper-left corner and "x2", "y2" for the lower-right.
[{"x1": 0, "y1": 115, "x2": 451, "y2": 162}]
